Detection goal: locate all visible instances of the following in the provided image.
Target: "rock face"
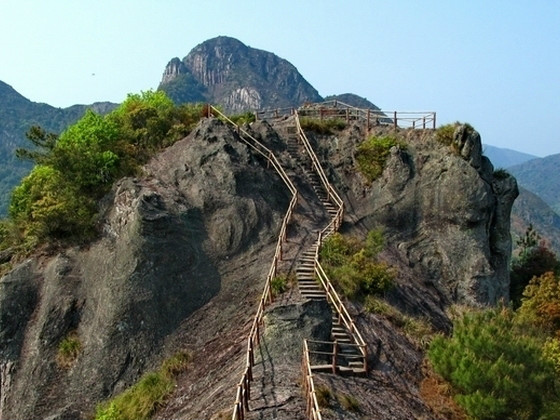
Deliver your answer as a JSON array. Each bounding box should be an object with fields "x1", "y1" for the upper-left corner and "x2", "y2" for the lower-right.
[
  {"x1": 0, "y1": 118, "x2": 289, "y2": 419},
  {"x1": 315, "y1": 123, "x2": 518, "y2": 308},
  {"x1": 158, "y1": 36, "x2": 322, "y2": 112},
  {"x1": 0, "y1": 116, "x2": 519, "y2": 419}
]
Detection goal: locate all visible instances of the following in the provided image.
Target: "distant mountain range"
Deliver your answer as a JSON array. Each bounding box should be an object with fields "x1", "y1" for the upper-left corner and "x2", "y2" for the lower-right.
[
  {"x1": 0, "y1": 80, "x2": 116, "y2": 215},
  {"x1": 482, "y1": 144, "x2": 537, "y2": 169}
]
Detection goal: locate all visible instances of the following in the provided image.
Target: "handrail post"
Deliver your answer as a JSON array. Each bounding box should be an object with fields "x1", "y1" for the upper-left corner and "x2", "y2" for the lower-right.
[{"x1": 393, "y1": 111, "x2": 398, "y2": 130}]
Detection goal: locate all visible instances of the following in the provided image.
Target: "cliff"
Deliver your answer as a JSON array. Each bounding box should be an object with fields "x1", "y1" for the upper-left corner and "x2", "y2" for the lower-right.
[{"x1": 0, "y1": 113, "x2": 517, "y2": 419}]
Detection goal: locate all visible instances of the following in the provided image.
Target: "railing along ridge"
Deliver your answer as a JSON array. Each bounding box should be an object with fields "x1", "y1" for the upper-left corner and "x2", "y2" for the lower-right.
[
  {"x1": 208, "y1": 106, "x2": 298, "y2": 420},
  {"x1": 257, "y1": 101, "x2": 436, "y2": 130}
]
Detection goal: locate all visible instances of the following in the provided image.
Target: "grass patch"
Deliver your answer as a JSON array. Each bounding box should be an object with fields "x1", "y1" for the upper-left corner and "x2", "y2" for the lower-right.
[
  {"x1": 315, "y1": 385, "x2": 333, "y2": 408},
  {"x1": 95, "y1": 351, "x2": 191, "y2": 420},
  {"x1": 56, "y1": 332, "x2": 81, "y2": 368},
  {"x1": 270, "y1": 273, "x2": 295, "y2": 297},
  {"x1": 493, "y1": 168, "x2": 510, "y2": 180},
  {"x1": 300, "y1": 117, "x2": 346, "y2": 134},
  {"x1": 320, "y1": 230, "x2": 394, "y2": 301},
  {"x1": 435, "y1": 123, "x2": 458, "y2": 146},
  {"x1": 365, "y1": 296, "x2": 434, "y2": 348},
  {"x1": 355, "y1": 134, "x2": 405, "y2": 182},
  {"x1": 228, "y1": 111, "x2": 256, "y2": 125},
  {"x1": 339, "y1": 393, "x2": 360, "y2": 412}
]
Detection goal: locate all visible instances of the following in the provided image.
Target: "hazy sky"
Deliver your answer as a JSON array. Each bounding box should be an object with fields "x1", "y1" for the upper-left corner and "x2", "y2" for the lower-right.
[{"x1": 1, "y1": 0, "x2": 558, "y2": 157}]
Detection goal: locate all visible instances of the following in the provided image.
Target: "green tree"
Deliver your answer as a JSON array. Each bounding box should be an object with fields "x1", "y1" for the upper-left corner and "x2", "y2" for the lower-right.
[
  {"x1": 428, "y1": 308, "x2": 560, "y2": 420},
  {"x1": 518, "y1": 272, "x2": 560, "y2": 335},
  {"x1": 9, "y1": 165, "x2": 94, "y2": 243}
]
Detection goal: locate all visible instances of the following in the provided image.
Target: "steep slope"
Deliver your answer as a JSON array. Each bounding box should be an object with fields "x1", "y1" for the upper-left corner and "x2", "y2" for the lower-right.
[
  {"x1": 0, "y1": 118, "x2": 290, "y2": 419},
  {"x1": 158, "y1": 36, "x2": 322, "y2": 112},
  {"x1": 509, "y1": 153, "x2": 560, "y2": 214},
  {"x1": 0, "y1": 80, "x2": 116, "y2": 216},
  {"x1": 0, "y1": 110, "x2": 517, "y2": 419}
]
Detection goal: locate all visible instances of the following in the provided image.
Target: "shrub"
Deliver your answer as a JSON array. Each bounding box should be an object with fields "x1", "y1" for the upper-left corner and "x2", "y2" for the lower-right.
[
  {"x1": 300, "y1": 117, "x2": 346, "y2": 134},
  {"x1": 355, "y1": 134, "x2": 405, "y2": 182},
  {"x1": 428, "y1": 308, "x2": 560, "y2": 420},
  {"x1": 270, "y1": 274, "x2": 289, "y2": 296},
  {"x1": 511, "y1": 240, "x2": 560, "y2": 307},
  {"x1": 229, "y1": 111, "x2": 256, "y2": 125},
  {"x1": 339, "y1": 393, "x2": 360, "y2": 412},
  {"x1": 315, "y1": 385, "x2": 332, "y2": 408},
  {"x1": 435, "y1": 123, "x2": 458, "y2": 146},
  {"x1": 518, "y1": 271, "x2": 560, "y2": 334},
  {"x1": 57, "y1": 332, "x2": 82, "y2": 367},
  {"x1": 493, "y1": 168, "x2": 510, "y2": 180},
  {"x1": 320, "y1": 230, "x2": 394, "y2": 300}
]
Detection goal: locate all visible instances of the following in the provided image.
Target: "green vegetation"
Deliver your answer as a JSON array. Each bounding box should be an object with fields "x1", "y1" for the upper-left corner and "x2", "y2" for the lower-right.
[
  {"x1": 95, "y1": 351, "x2": 191, "y2": 420},
  {"x1": 0, "y1": 91, "x2": 205, "y2": 254},
  {"x1": 315, "y1": 384, "x2": 333, "y2": 408},
  {"x1": 299, "y1": 117, "x2": 346, "y2": 134},
  {"x1": 510, "y1": 225, "x2": 560, "y2": 306},
  {"x1": 355, "y1": 134, "x2": 405, "y2": 182},
  {"x1": 365, "y1": 296, "x2": 434, "y2": 348},
  {"x1": 270, "y1": 273, "x2": 294, "y2": 297},
  {"x1": 428, "y1": 307, "x2": 560, "y2": 420},
  {"x1": 320, "y1": 230, "x2": 394, "y2": 300},
  {"x1": 228, "y1": 111, "x2": 256, "y2": 125},
  {"x1": 492, "y1": 168, "x2": 510, "y2": 180},
  {"x1": 339, "y1": 393, "x2": 360, "y2": 412},
  {"x1": 56, "y1": 332, "x2": 81, "y2": 367},
  {"x1": 435, "y1": 123, "x2": 458, "y2": 146}
]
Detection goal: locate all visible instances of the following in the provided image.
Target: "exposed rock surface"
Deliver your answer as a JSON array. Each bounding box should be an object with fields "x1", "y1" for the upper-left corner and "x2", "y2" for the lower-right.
[
  {"x1": 158, "y1": 36, "x2": 322, "y2": 113},
  {"x1": 0, "y1": 115, "x2": 517, "y2": 419},
  {"x1": 0, "y1": 118, "x2": 289, "y2": 419},
  {"x1": 313, "y1": 123, "x2": 518, "y2": 310}
]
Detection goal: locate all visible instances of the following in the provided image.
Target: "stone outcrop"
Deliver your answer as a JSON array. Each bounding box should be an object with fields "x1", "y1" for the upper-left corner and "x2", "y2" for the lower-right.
[
  {"x1": 0, "y1": 118, "x2": 289, "y2": 419},
  {"x1": 315, "y1": 123, "x2": 518, "y2": 311},
  {"x1": 0, "y1": 116, "x2": 519, "y2": 419}
]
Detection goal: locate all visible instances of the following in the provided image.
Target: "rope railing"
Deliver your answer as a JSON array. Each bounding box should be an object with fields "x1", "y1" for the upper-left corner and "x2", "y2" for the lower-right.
[
  {"x1": 208, "y1": 106, "x2": 299, "y2": 420},
  {"x1": 302, "y1": 340, "x2": 323, "y2": 420}
]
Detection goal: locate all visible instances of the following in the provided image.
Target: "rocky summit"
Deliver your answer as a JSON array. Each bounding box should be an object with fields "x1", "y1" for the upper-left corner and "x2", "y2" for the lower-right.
[
  {"x1": 158, "y1": 36, "x2": 322, "y2": 112},
  {"x1": 0, "y1": 106, "x2": 518, "y2": 419}
]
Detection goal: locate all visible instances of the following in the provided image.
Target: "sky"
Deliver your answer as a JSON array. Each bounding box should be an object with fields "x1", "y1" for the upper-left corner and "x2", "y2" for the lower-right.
[{"x1": 0, "y1": 0, "x2": 558, "y2": 157}]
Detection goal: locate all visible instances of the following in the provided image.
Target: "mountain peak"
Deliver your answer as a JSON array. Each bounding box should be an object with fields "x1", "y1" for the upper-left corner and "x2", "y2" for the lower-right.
[{"x1": 159, "y1": 36, "x2": 322, "y2": 112}]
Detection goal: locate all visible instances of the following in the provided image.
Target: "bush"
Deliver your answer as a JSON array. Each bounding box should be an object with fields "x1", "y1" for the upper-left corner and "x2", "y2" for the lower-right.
[
  {"x1": 518, "y1": 271, "x2": 560, "y2": 334},
  {"x1": 435, "y1": 123, "x2": 458, "y2": 146},
  {"x1": 320, "y1": 230, "x2": 394, "y2": 300},
  {"x1": 270, "y1": 274, "x2": 289, "y2": 296},
  {"x1": 56, "y1": 332, "x2": 81, "y2": 367},
  {"x1": 493, "y1": 168, "x2": 510, "y2": 180},
  {"x1": 355, "y1": 134, "x2": 405, "y2": 182},
  {"x1": 229, "y1": 111, "x2": 256, "y2": 125},
  {"x1": 300, "y1": 117, "x2": 346, "y2": 134},
  {"x1": 428, "y1": 308, "x2": 560, "y2": 420}
]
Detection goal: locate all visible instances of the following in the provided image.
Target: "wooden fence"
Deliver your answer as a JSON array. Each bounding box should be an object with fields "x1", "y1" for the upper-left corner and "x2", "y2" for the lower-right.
[
  {"x1": 208, "y1": 107, "x2": 299, "y2": 420},
  {"x1": 255, "y1": 100, "x2": 436, "y2": 131},
  {"x1": 302, "y1": 340, "x2": 323, "y2": 420}
]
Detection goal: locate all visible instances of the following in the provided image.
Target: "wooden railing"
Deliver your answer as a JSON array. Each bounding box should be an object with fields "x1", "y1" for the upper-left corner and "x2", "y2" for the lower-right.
[
  {"x1": 315, "y1": 263, "x2": 367, "y2": 371},
  {"x1": 208, "y1": 106, "x2": 299, "y2": 420},
  {"x1": 256, "y1": 100, "x2": 436, "y2": 130},
  {"x1": 300, "y1": 100, "x2": 436, "y2": 130},
  {"x1": 302, "y1": 340, "x2": 323, "y2": 420},
  {"x1": 294, "y1": 111, "x2": 344, "y2": 238},
  {"x1": 306, "y1": 339, "x2": 366, "y2": 374}
]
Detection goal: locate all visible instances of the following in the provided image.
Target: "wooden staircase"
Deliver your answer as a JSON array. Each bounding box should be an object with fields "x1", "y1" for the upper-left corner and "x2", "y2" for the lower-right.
[{"x1": 283, "y1": 121, "x2": 366, "y2": 376}]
